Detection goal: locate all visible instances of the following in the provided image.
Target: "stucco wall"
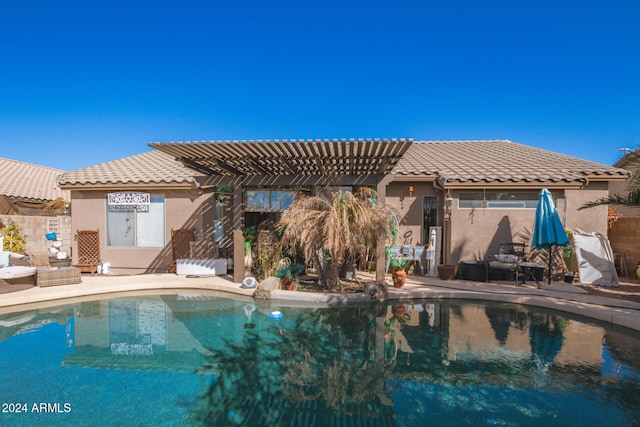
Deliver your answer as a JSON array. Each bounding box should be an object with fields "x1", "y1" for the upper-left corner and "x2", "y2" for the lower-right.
[
  {"x1": 446, "y1": 183, "x2": 611, "y2": 265},
  {"x1": 385, "y1": 181, "x2": 440, "y2": 246},
  {"x1": 564, "y1": 182, "x2": 610, "y2": 233},
  {"x1": 67, "y1": 179, "x2": 619, "y2": 275},
  {"x1": 70, "y1": 189, "x2": 214, "y2": 274}
]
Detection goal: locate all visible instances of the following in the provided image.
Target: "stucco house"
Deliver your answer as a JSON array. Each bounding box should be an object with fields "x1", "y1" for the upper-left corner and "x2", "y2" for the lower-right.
[{"x1": 58, "y1": 139, "x2": 629, "y2": 282}]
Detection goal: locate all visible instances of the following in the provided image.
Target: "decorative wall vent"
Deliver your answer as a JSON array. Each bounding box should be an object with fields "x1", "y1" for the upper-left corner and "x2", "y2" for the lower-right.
[{"x1": 107, "y1": 192, "x2": 150, "y2": 212}]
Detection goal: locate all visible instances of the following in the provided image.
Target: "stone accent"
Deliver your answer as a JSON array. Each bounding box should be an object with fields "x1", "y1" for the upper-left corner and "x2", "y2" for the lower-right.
[{"x1": 254, "y1": 276, "x2": 281, "y2": 299}]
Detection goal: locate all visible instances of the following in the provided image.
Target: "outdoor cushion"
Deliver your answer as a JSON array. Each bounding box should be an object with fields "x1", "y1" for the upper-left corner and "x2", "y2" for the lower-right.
[
  {"x1": 176, "y1": 259, "x2": 227, "y2": 276},
  {"x1": 495, "y1": 254, "x2": 518, "y2": 263},
  {"x1": 0, "y1": 266, "x2": 36, "y2": 279}
]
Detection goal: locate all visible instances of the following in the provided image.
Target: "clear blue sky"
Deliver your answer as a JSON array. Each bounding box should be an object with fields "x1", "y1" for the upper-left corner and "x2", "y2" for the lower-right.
[{"x1": 1, "y1": 1, "x2": 639, "y2": 171}]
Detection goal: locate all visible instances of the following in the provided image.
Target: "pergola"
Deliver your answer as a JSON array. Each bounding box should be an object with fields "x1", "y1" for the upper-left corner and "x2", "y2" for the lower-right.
[{"x1": 150, "y1": 138, "x2": 413, "y2": 282}]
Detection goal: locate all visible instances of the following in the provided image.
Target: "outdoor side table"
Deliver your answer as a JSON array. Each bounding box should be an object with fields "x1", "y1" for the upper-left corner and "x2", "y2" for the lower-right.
[
  {"x1": 518, "y1": 262, "x2": 545, "y2": 288},
  {"x1": 36, "y1": 267, "x2": 82, "y2": 287}
]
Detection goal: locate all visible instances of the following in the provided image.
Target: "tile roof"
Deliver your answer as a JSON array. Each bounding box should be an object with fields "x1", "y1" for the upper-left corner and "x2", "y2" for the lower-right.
[
  {"x1": 613, "y1": 148, "x2": 640, "y2": 169},
  {"x1": 58, "y1": 140, "x2": 629, "y2": 188},
  {"x1": 394, "y1": 140, "x2": 630, "y2": 186},
  {"x1": 0, "y1": 158, "x2": 69, "y2": 202},
  {"x1": 58, "y1": 150, "x2": 202, "y2": 187}
]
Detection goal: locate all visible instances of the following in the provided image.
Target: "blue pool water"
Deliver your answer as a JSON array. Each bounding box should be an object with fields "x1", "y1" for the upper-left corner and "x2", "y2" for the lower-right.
[{"x1": 0, "y1": 294, "x2": 638, "y2": 426}]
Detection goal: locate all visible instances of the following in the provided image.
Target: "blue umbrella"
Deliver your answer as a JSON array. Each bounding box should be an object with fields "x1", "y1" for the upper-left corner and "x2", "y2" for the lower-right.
[{"x1": 532, "y1": 188, "x2": 569, "y2": 284}]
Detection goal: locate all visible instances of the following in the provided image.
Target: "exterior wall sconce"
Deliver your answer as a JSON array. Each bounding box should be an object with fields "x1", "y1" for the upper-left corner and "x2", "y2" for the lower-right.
[
  {"x1": 408, "y1": 185, "x2": 414, "y2": 197},
  {"x1": 63, "y1": 203, "x2": 70, "y2": 225},
  {"x1": 444, "y1": 194, "x2": 453, "y2": 220}
]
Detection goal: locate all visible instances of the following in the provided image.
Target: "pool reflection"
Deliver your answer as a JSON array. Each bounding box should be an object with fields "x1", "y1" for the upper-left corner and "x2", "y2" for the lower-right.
[{"x1": 1, "y1": 296, "x2": 639, "y2": 425}]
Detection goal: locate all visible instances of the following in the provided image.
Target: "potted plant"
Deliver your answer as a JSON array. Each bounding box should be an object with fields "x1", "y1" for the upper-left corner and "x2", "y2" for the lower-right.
[
  {"x1": 562, "y1": 229, "x2": 576, "y2": 283},
  {"x1": 390, "y1": 257, "x2": 411, "y2": 288},
  {"x1": 276, "y1": 263, "x2": 304, "y2": 290}
]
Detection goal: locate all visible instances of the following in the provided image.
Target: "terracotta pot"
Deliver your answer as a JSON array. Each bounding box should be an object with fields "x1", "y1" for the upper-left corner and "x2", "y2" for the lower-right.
[
  {"x1": 392, "y1": 304, "x2": 406, "y2": 318},
  {"x1": 282, "y1": 278, "x2": 294, "y2": 291},
  {"x1": 392, "y1": 269, "x2": 407, "y2": 288}
]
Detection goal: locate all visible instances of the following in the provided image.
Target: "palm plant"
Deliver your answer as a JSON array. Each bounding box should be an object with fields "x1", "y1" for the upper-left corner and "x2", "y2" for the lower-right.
[
  {"x1": 580, "y1": 150, "x2": 640, "y2": 209},
  {"x1": 277, "y1": 187, "x2": 392, "y2": 289}
]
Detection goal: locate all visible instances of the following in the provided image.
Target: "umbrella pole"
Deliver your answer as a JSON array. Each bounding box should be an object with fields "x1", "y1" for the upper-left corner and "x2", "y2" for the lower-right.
[{"x1": 548, "y1": 246, "x2": 553, "y2": 285}]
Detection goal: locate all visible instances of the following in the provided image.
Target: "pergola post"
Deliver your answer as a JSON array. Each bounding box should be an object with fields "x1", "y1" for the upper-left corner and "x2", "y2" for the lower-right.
[
  {"x1": 375, "y1": 175, "x2": 393, "y2": 282},
  {"x1": 232, "y1": 178, "x2": 245, "y2": 283}
]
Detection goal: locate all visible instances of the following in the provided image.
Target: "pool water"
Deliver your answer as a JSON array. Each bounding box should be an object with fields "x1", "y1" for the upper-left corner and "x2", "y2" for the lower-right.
[{"x1": 0, "y1": 295, "x2": 639, "y2": 426}]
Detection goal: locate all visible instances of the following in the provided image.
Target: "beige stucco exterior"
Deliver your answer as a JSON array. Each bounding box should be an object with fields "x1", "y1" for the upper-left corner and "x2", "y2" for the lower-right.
[
  {"x1": 69, "y1": 189, "x2": 216, "y2": 274},
  {"x1": 67, "y1": 180, "x2": 619, "y2": 276},
  {"x1": 58, "y1": 140, "x2": 630, "y2": 279},
  {"x1": 383, "y1": 181, "x2": 612, "y2": 267}
]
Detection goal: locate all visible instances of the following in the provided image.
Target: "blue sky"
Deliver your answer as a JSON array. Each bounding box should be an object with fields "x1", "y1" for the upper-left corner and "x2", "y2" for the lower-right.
[{"x1": 1, "y1": 1, "x2": 639, "y2": 171}]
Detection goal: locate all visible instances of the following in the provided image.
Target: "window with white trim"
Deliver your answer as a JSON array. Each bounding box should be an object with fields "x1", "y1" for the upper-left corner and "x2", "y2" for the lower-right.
[{"x1": 106, "y1": 193, "x2": 165, "y2": 247}]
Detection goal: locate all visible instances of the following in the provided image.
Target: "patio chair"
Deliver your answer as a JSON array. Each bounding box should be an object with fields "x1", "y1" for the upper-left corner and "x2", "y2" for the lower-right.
[
  {"x1": 73, "y1": 229, "x2": 101, "y2": 273},
  {"x1": 413, "y1": 245, "x2": 425, "y2": 275},
  {"x1": 167, "y1": 228, "x2": 195, "y2": 273},
  {"x1": 488, "y1": 242, "x2": 544, "y2": 288}
]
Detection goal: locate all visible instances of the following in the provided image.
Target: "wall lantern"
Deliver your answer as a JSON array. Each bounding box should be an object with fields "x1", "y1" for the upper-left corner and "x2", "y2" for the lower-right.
[
  {"x1": 408, "y1": 185, "x2": 414, "y2": 197},
  {"x1": 444, "y1": 192, "x2": 454, "y2": 220},
  {"x1": 63, "y1": 202, "x2": 70, "y2": 225}
]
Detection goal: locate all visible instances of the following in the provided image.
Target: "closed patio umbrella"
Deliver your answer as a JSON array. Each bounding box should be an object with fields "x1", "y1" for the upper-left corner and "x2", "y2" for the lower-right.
[{"x1": 531, "y1": 188, "x2": 569, "y2": 285}]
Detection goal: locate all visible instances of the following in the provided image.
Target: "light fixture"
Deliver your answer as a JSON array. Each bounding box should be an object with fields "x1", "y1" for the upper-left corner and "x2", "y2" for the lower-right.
[
  {"x1": 408, "y1": 185, "x2": 414, "y2": 197},
  {"x1": 444, "y1": 191, "x2": 453, "y2": 220},
  {"x1": 63, "y1": 203, "x2": 70, "y2": 225}
]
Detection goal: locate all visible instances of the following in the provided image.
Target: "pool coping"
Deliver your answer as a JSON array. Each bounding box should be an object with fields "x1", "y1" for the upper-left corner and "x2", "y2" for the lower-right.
[{"x1": 1, "y1": 272, "x2": 639, "y2": 332}]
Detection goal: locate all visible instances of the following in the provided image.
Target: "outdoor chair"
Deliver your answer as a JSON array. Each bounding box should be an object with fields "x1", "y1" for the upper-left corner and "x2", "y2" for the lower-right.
[
  {"x1": 488, "y1": 242, "x2": 544, "y2": 288},
  {"x1": 401, "y1": 245, "x2": 425, "y2": 275},
  {"x1": 73, "y1": 229, "x2": 101, "y2": 273},
  {"x1": 167, "y1": 228, "x2": 196, "y2": 273},
  {"x1": 413, "y1": 246, "x2": 425, "y2": 275}
]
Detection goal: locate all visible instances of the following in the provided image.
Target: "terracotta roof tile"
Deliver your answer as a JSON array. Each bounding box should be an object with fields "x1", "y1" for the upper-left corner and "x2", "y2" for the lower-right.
[
  {"x1": 394, "y1": 140, "x2": 629, "y2": 185},
  {"x1": 0, "y1": 158, "x2": 69, "y2": 202},
  {"x1": 58, "y1": 150, "x2": 202, "y2": 186}
]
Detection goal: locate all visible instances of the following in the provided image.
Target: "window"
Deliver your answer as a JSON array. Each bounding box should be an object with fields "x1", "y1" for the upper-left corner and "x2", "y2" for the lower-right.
[
  {"x1": 459, "y1": 191, "x2": 539, "y2": 209},
  {"x1": 47, "y1": 218, "x2": 60, "y2": 234},
  {"x1": 246, "y1": 189, "x2": 295, "y2": 211},
  {"x1": 107, "y1": 193, "x2": 165, "y2": 247}
]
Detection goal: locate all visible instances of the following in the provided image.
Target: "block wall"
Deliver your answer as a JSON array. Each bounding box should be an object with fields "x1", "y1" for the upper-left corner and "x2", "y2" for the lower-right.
[{"x1": 608, "y1": 217, "x2": 640, "y2": 277}]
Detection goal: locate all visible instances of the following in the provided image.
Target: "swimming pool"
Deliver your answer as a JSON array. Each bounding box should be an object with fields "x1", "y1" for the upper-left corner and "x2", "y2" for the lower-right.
[{"x1": 0, "y1": 294, "x2": 638, "y2": 426}]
